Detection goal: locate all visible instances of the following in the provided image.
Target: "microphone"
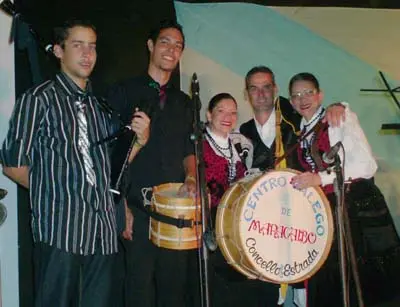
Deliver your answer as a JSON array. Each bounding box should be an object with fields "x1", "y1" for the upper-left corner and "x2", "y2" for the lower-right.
[
  {"x1": 191, "y1": 73, "x2": 199, "y2": 96},
  {"x1": 322, "y1": 141, "x2": 342, "y2": 164},
  {"x1": 96, "y1": 125, "x2": 132, "y2": 145},
  {"x1": 109, "y1": 102, "x2": 155, "y2": 200},
  {"x1": 233, "y1": 142, "x2": 249, "y2": 162},
  {"x1": 231, "y1": 133, "x2": 250, "y2": 163}
]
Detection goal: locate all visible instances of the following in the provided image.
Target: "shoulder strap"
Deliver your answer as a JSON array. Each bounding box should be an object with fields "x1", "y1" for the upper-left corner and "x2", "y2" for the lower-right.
[
  {"x1": 274, "y1": 119, "x2": 323, "y2": 168},
  {"x1": 311, "y1": 122, "x2": 329, "y2": 172}
]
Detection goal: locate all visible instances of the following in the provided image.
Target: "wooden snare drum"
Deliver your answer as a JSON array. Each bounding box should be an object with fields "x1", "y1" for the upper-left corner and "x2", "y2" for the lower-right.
[
  {"x1": 149, "y1": 183, "x2": 201, "y2": 250},
  {"x1": 216, "y1": 169, "x2": 333, "y2": 284}
]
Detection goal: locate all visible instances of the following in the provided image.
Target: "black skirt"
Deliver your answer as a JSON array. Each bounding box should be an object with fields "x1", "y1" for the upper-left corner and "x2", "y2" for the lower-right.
[{"x1": 307, "y1": 179, "x2": 400, "y2": 307}]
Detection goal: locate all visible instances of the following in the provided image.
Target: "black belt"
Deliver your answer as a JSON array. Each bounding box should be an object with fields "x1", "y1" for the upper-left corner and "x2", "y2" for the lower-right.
[{"x1": 136, "y1": 203, "x2": 201, "y2": 229}]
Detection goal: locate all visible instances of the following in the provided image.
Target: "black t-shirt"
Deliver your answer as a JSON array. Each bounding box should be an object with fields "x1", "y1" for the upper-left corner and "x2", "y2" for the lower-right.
[{"x1": 107, "y1": 74, "x2": 195, "y2": 208}]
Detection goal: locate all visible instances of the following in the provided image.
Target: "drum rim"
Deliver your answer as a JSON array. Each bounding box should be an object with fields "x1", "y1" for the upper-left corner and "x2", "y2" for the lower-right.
[
  {"x1": 217, "y1": 168, "x2": 334, "y2": 284},
  {"x1": 153, "y1": 183, "x2": 193, "y2": 206}
]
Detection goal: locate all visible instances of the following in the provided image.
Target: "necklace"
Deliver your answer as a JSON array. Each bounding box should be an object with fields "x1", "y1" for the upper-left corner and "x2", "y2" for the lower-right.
[
  {"x1": 205, "y1": 129, "x2": 236, "y2": 183},
  {"x1": 301, "y1": 108, "x2": 324, "y2": 171},
  {"x1": 302, "y1": 107, "x2": 325, "y2": 131}
]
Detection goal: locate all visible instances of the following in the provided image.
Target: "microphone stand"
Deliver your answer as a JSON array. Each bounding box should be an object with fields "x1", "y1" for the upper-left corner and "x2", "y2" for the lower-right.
[
  {"x1": 1, "y1": 0, "x2": 56, "y2": 85},
  {"x1": 332, "y1": 155, "x2": 364, "y2": 307},
  {"x1": 190, "y1": 73, "x2": 212, "y2": 307}
]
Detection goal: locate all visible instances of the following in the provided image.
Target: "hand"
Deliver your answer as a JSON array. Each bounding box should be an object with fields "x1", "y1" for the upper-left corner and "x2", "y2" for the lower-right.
[
  {"x1": 178, "y1": 175, "x2": 197, "y2": 198},
  {"x1": 322, "y1": 103, "x2": 345, "y2": 127},
  {"x1": 290, "y1": 172, "x2": 322, "y2": 190},
  {"x1": 122, "y1": 205, "x2": 134, "y2": 241},
  {"x1": 131, "y1": 108, "x2": 150, "y2": 146}
]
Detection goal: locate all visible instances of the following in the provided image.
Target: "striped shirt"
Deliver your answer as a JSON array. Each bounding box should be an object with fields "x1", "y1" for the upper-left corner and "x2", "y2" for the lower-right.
[{"x1": 1, "y1": 72, "x2": 118, "y2": 255}]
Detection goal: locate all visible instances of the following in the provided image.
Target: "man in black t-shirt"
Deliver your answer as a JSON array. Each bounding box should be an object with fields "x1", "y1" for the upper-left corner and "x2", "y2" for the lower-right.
[{"x1": 107, "y1": 20, "x2": 197, "y2": 307}]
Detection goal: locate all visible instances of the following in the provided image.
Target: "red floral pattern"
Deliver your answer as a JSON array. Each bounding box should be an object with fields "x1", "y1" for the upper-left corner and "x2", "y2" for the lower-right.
[{"x1": 204, "y1": 139, "x2": 246, "y2": 207}]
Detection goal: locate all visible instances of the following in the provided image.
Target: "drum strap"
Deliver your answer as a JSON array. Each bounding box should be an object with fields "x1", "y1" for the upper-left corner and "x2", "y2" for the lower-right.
[
  {"x1": 274, "y1": 119, "x2": 323, "y2": 167},
  {"x1": 310, "y1": 122, "x2": 329, "y2": 172},
  {"x1": 138, "y1": 204, "x2": 201, "y2": 229},
  {"x1": 275, "y1": 98, "x2": 287, "y2": 169}
]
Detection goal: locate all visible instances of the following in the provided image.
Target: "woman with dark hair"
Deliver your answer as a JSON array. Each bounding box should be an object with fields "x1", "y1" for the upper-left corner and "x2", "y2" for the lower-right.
[
  {"x1": 288, "y1": 72, "x2": 376, "y2": 201},
  {"x1": 203, "y1": 93, "x2": 251, "y2": 207},
  {"x1": 199, "y1": 92, "x2": 280, "y2": 306},
  {"x1": 287, "y1": 72, "x2": 400, "y2": 307}
]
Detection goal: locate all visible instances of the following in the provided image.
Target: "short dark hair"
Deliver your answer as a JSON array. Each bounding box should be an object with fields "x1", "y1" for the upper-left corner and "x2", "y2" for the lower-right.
[
  {"x1": 245, "y1": 66, "x2": 275, "y2": 89},
  {"x1": 147, "y1": 19, "x2": 185, "y2": 49},
  {"x1": 288, "y1": 72, "x2": 320, "y2": 94},
  {"x1": 208, "y1": 93, "x2": 237, "y2": 113},
  {"x1": 53, "y1": 19, "x2": 96, "y2": 48}
]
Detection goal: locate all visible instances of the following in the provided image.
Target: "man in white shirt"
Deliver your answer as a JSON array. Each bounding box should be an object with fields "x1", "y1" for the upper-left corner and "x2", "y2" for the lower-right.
[
  {"x1": 239, "y1": 66, "x2": 346, "y2": 306},
  {"x1": 240, "y1": 66, "x2": 345, "y2": 172},
  {"x1": 240, "y1": 66, "x2": 301, "y2": 171}
]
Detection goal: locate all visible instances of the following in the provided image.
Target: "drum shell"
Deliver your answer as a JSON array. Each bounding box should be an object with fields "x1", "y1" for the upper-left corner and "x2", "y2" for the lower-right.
[
  {"x1": 216, "y1": 176, "x2": 262, "y2": 280},
  {"x1": 150, "y1": 183, "x2": 202, "y2": 250}
]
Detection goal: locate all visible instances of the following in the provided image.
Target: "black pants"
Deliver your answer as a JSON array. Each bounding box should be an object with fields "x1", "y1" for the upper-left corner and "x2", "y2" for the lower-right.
[
  {"x1": 185, "y1": 246, "x2": 280, "y2": 307},
  {"x1": 185, "y1": 208, "x2": 280, "y2": 307},
  {"x1": 123, "y1": 214, "x2": 193, "y2": 307},
  {"x1": 34, "y1": 242, "x2": 116, "y2": 307}
]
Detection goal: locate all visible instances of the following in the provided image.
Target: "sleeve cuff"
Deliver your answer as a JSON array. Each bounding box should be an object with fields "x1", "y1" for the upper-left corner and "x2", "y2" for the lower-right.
[
  {"x1": 0, "y1": 146, "x2": 30, "y2": 167},
  {"x1": 318, "y1": 171, "x2": 336, "y2": 186}
]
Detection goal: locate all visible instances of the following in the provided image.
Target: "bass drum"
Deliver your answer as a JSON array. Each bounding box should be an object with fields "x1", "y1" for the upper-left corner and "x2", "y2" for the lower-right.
[{"x1": 216, "y1": 169, "x2": 334, "y2": 284}]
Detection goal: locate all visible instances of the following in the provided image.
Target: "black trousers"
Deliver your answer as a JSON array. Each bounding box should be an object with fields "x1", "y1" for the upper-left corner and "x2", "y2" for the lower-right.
[
  {"x1": 123, "y1": 214, "x2": 193, "y2": 307},
  {"x1": 34, "y1": 242, "x2": 116, "y2": 307},
  {"x1": 187, "y1": 241, "x2": 280, "y2": 307},
  {"x1": 186, "y1": 208, "x2": 280, "y2": 307}
]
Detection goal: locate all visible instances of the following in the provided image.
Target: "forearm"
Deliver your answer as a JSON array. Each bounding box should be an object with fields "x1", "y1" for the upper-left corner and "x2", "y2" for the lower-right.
[
  {"x1": 128, "y1": 142, "x2": 143, "y2": 163},
  {"x1": 179, "y1": 155, "x2": 197, "y2": 196},
  {"x1": 320, "y1": 109, "x2": 377, "y2": 185},
  {"x1": 183, "y1": 155, "x2": 196, "y2": 179},
  {"x1": 3, "y1": 166, "x2": 29, "y2": 188}
]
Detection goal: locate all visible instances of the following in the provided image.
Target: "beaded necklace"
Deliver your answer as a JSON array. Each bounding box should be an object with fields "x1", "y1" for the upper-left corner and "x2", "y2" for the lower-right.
[{"x1": 205, "y1": 129, "x2": 236, "y2": 183}]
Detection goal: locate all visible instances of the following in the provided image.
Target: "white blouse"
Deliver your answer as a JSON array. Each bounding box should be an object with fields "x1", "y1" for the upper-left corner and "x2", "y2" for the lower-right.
[{"x1": 300, "y1": 104, "x2": 377, "y2": 186}]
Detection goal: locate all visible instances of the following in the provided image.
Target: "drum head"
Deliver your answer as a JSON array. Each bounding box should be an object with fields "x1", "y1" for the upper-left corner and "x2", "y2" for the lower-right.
[{"x1": 220, "y1": 169, "x2": 334, "y2": 284}]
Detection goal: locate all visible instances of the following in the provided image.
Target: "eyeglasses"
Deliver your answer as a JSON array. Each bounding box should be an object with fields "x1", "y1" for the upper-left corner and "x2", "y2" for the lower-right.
[{"x1": 290, "y1": 89, "x2": 318, "y2": 100}]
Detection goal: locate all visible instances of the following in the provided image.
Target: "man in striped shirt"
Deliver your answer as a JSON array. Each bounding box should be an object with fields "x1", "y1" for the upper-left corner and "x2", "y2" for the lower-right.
[{"x1": 0, "y1": 19, "x2": 150, "y2": 307}]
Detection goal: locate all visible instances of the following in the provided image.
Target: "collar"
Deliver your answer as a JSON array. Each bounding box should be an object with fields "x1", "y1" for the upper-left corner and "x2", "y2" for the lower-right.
[
  {"x1": 206, "y1": 126, "x2": 229, "y2": 146},
  {"x1": 55, "y1": 72, "x2": 93, "y2": 98},
  {"x1": 254, "y1": 107, "x2": 276, "y2": 129},
  {"x1": 145, "y1": 73, "x2": 173, "y2": 92},
  {"x1": 300, "y1": 105, "x2": 325, "y2": 132}
]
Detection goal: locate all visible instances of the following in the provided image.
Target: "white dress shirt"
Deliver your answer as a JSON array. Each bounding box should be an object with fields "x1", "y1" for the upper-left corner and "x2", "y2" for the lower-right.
[{"x1": 254, "y1": 108, "x2": 276, "y2": 148}]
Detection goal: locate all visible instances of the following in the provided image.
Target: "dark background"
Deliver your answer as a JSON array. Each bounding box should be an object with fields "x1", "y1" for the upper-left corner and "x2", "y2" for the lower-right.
[{"x1": 8, "y1": 0, "x2": 400, "y2": 306}]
